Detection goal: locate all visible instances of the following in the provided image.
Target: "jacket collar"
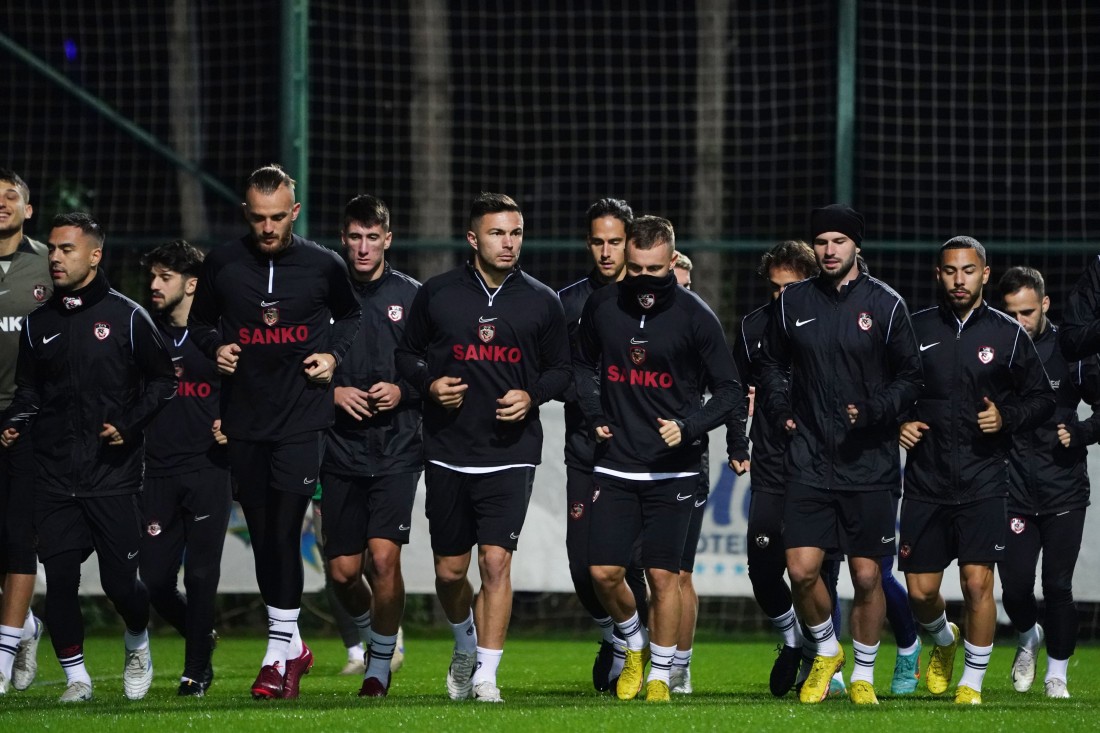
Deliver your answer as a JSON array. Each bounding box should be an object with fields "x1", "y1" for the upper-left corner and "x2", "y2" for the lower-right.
[{"x1": 52, "y1": 269, "x2": 110, "y2": 314}]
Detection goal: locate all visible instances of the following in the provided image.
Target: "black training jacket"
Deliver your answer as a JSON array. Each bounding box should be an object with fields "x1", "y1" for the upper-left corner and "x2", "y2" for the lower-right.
[
  {"x1": 558, "y1": 270, "x2": 613, "y2": 470},
  {"x1": 324, "y1": 265, "x2": 424, "y2": 477},
  {"x1": 904, "y1": 303, "x2": 1056, "y2": 504},
  {"x1": 1059, "y1": 253, "x2": 1100, "y2": 360},
  {"x1": 144, "y1": 321, "x2": 227, "y2": 477},
  {"x1": 731, "y1": 301, "x2": 790, "y2": 494},
  {"x1": 1007, "y1": 323, "x2": 1099, "y2": 515},
  {"x1": 757, "y1": 272, "x2": 922, "y2": 492},
  {"x1": 2, "y1": 271, "x2": 176, "y2": 496},
  {"x1": 394, "y1": 262, "x2": 571, "y2": 467},
  {"x1": 188, "y1": 234, "x2": 361, "y2": 442},
  {"x1": 0, "y1": 237, "x2": 52, "y2": 410},
  {"x1": 574, "y1": 274, "x2": 746, "y2": 474}
]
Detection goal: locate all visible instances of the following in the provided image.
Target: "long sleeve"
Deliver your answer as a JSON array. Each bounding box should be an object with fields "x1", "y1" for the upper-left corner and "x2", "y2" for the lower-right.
[
  {"x1": 188, "y1": 255, "x2": 223, "y2": 359},
  {"x1": 1, "y1": 324, "x2": 41, "y2": 431},
  {"x1": 112, "y1": 308, "x2": 177, "y2": 444},
  {"x1": 394, "y1": 284, "x2": 435, "y2": 397},
  {"x1": 756, "y1": 294, "x2": 795, "y2": 433},
  {"x1": 851, "y1": 299, "x2": 923, "y2": 428},
  {"x1": 680, "y1": 310, "x2": 745, "y2": 459},
  {"x1": 1001, "y1": 327, "x2": 1057, "y2": 434},
  {"x1": 1068, "y1": 355, "x2": 1100, "y2": 446},
  {"x1": 1060, "y1": 254, "x2": 1100, "y2": 360},
  {"x1": 572, "y1": 296, "x2": 605, "y2": 432},
  {"x1": 326, "y1": 260, "x2": 362, "y2": 365},
  {"x1": 527, "y1": 296, "x2": 571, "y2": 405}
]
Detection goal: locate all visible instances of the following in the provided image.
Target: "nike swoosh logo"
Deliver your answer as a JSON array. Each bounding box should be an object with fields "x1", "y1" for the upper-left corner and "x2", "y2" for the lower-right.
[
  {"x1": 303, "y1": 477, "x2": 317, "y2": 484},
  {"x1": 694, "y1": 499, "x2": 707, "y2": 508},
  {"x1": 0, "y1": 290, "x2": 9, "y2": 296},
  {"x1": 509, "y1": 532, "x2": 519, "y2": 539},
  {"x1": 399, "y1": 524, "x2": 410, "y2": 531},
  {"x1": 630, "y1": 337, "x2": 648, "y2": 344},
  {"x1": 881, "y1": 536, "x2": 893, "y2": 544},
  {"x1": 127, "y1": 550, "x2": 139, "y2": 559},
  {"x1": 919, "y1": 342, "x2": 940, "y2": 352},
  {"x1": 795, "y1": 318, "x2": 816, "y2": 327},
  {"x1": 194, "y1": 514, "x2": 210, "y2": 522},
  {"x1": 995, "y1": 544, "x2": 1005, "y2": 551},
  {"x1": 479, "y1": 316, "x2": 498, "y2": 323},
  {"x1": 260, "y1": 300, "x2": 280, "y2": 307},
  {"x1": 43, "y1": 333, "x2": 60, "y2": 344},
  {"x1": 676, "y1": 493, "x2": 693, "y2": 501}
]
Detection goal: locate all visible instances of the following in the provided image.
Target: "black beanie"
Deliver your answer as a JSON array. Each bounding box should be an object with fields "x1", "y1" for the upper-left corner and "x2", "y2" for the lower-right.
[{"x1": 810, "y1": 204, "x2": 864, "y2": 246}]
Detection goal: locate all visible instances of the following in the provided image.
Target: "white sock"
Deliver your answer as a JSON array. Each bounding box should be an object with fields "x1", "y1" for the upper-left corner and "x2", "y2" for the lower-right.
[
  {"x1": 896, "y1": 639, "x2": 919, "y2": 656},
  {"x1": 366, "y1": 631, "x2": 397, "y2": 681},
  {"x1": 263, "y1": 606, "x2": 299, "y2": 669},
  {"x1": 614, "y1": 612, "x2": 646, "y2": 652},
  {"x1": 451, "y1": 611, "x2": 477, "y2": 654},
  {"x1": 352, "y1": 610, "x2": 372, "y2": 647},
  {"x1": 471, "y1": 646, "x2": 502, "y2": 686},
  {"x1": 22, "y1": 609, "x2": 38, "y2": 641},
  {"x1": 920, "y1": 612, "x2": 956, "y2": 647},
  {"x1": 124, "y1": 627, "x2": 149, "y2": 652},
  {"x1": 59, "y1": 651, "x2": 92, "y2": 686},
  {"x1": 0, "y1": 625, "x2": 20, "y2": 678},
  {"x1": 770, "y1": 606, "x2": 803, "y2": 648},
  {"x1": 289, "y1": 624, "x2": 304, "y2": 658},
  {"x1": 595, "y1": 616, "x2": 615, "y2": 644},
  {"x1": 347, "y1": 643, "x2": 365, "y2": 663},
  {"x1": 957, "y1": 640, "x2": 992, "y2": 691},
  {"x1": 673, "y1": 647, "x2": 692, "y2": 669},
  {"x1": 807, "y1": 618, "x2": 840, "y2": 657},
  {"x1": 647, "y1": 642, "x2": 676, "y2": 684},
  {"x1": 1019, "y1": 623, "x2": 1042, "y2": 650},
  {"x1": 850, "y1": 640, "x2": 879, "y2": 684},
  {"x1": 1046, "y1": 656, "x2": 1069, "y2": 683}
]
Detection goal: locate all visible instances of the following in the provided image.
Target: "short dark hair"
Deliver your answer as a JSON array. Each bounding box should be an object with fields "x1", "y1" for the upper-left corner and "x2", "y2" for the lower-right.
[
  {"x1": 141, "y1": 240, "x2": 205, "y2": 278},
  {"x1": 997, "y1": 265, "x2": 1045, "y2": 301},
  {"x1": 52, "y1": 212, "x2": 104, "y2": 244},
  {"x1": 343, "y1": 194, "x2": 390, "y2": 233},
  {"x1": 627, "y1": 215, "x2": 675, "y2": 251},
  {"x1": 940, "y1": 235, "x2": 987, "y2": 266},
  {"x1": 468, "y1": 192, "x2": 521, "y2": 231},
  {"x1": 757, "y1": 240, "x2": 818, "y2": 280},
  {"x1": 586, "y1": 198, "x2": 633, "y2": 233},
  {"x1": 246, "y1": 164, "x2": 296, "y2": 198},
  {"x1": 0, "y1": 167, "x2": 30, "y2": 203}
]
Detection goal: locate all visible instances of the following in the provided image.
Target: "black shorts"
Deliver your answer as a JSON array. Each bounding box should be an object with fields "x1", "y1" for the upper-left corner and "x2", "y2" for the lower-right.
[
  {"x1": 35, "y1": 491, "x2": 143, "y2": 566},
  {"x1": 229, "y1": 432, "x2": 325, "y2": 506},
  {"x1": 898, "y1": 496, "x2": 1006, "y2": 572},
  {"x1": 747, "y1": 490, "x2": 786, "y2": 556},
  {"x1": 588, "y1": 473, "x2": 696, "y2": 573},
  {"x1": 0, "y1": 437, "x2": 38, "y2": 574},
  {"x1": 319, "y1": 471, "x2": 420, "y2": 556},
  {"x1": 680, "y1": 470, "x2": 711, "y2": 572},
  {"x1": 424, "y1": 464, "x2": 535, "y2": 556},
  {"x1": 142, "y1": 466, "x2": 233, "y2": 534},
  {"x1": 783, "y1": 482, "x2": 896, "y2": 557}
]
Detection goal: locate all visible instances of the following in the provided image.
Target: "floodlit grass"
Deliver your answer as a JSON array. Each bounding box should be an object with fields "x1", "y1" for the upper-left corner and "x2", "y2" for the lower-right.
[{"x1": 1, "y1": 635, "x2": 1096, "y2": 732}]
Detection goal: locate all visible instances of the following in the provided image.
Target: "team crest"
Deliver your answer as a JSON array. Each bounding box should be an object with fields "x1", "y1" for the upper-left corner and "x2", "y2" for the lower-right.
[
  {"x1": 146, "y1": 520, "x2": 162, "y2": 537},
  {"x1": 93, "y1": 322, "x2": 110, "y2": 340},
  {"x1": 977, "y1": 345, "x2": 994, "y2": 364},
  {"x1": 63, "y1": 295, "x2": 82, "y2": 310},
  {"x1": 174, "y1": 363, "x2": 185, "y2": 379},
  {"x1": 570, "y1": 502, "x2": 585, "y2": 520},
  {"x1": 591, "y1": 487, "x2": 601, "y2": 503},
  {"x1": 1010, "y1": 517, "x2": 1026, "y2": 535},
  {"x1": 387, "y1": 304, "x2": 404, "y2": 322},
  {"x1": 858, "y1": 312, "x2": 873, "y2": 331},
  {"x1": 755, "y1": 533, "x2": 770, "y2": 549},
  {"x1": 33, "y1": 284, "x2": 48, "y2": 302},
  {"x1": 478, "y1": 322, "x2": 496, "y2": 343},
  {"x1": 263, "y1": 306, "x2": 279, "y2": 326},
  {"x1": 630, "y1": 346, "x2": 646, "y2": 365},
  {"x1": 637, "y1": 293, "x2": 655, "y2": 309},
  {"x1": 899, "y1": 542, "x2": 912, "y2": 559}
]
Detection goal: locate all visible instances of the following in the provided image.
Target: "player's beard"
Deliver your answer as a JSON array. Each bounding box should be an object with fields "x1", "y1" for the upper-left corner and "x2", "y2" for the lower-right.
[{"x1": 151, "y1": 290, "x2": 185, "y2": 315}]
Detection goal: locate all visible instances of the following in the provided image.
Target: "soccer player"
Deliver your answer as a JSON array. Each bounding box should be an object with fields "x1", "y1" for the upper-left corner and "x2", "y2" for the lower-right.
[
  {"x1": 0, "y1": 168, "x2": 49, "y2": 695},
  {"x1": 188, "y1": 164, "x2": 362, "y2": 699},
  {"x1": 899, "y1": 238, "x2": 1055, "y2": 705},
  {"x1": 757, "y1": 204, "x2": 922, "y2": 705},
  {"x1": 997, "y1": 266, "x2": 1097, "y2": 699},
  {"x1": 139, "y1": 240, "x2": 230, "y2": 697},
  {"x1": 672, "y1": 251, "x2": 692, "y2": 289},
  {"x1": 1058, "y1": 254, "x2": 1100, "y2": 360},
  {"x1": 557, "y1": 198, "x2": 649, "y2": 692},
  {"x1": 395, "y1": 192, "x2": 571, "y2": 703},
  {"x1": 322, "y1": 195, "x2": 422, "y2": 698},
  {"x1": 575, "y1": 215, "x2": 746, "y2": 703},
  {"x1": 1, "y1": 212, "x2": 176, "y2": 702}
]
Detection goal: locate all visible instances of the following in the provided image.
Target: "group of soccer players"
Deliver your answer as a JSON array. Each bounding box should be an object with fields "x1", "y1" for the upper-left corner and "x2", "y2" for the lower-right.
[{"x1": 0, "y1": 163, "x2": 1096, "y2": 707}]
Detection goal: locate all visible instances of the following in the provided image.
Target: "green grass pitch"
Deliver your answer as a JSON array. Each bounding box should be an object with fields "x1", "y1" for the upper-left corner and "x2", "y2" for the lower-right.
[{"x1": 1, "y1": 635, "x2": 1097, "y2": 732}]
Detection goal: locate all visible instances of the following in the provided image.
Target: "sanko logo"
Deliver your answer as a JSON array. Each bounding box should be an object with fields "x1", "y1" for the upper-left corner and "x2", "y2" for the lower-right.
[
  {"x1": 238, "y1": 326, "x2": 310, "y2": 344},
  {"x1": 0, "y1": 316, "x2": 24, "y2": 331}
]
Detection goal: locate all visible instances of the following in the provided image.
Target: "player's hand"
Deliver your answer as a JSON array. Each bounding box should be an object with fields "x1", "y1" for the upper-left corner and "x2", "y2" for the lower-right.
[
  {"x1": 899, "y1": 421, "x2": 929, "y2": 449},
  {"x1": 729, "y1": 458, "x2": 750, "y2": 475},
  {"x1": 783, "y1": 418, "x2": 797, "y2": 433},
  {"x1": 977, "y1": 396, "x2": 1002, "y2": 433},
  {"x1": 0, "y1": 427, "x2": 19, "y2": 448},
  {"x1": 212, "y1": 419, "x2": 228, "y2": 445},
  {"x1": 657, "y1": 417, "x2": 682, "y2": 447},
  {"x1": 335, "y1": 385, "x2": 374, "y2": 420},
  {"x1": 496, "y1": 389, "x2": 532, "y2": 422},
  {"x1": 846, "y1": 403, "x2": 859, "y2": 425},
  {"x1": 1057, "y1": 423, "x2": 1073, "y2": 447},
  {"x1": 216, "y1": 343, "x2": 241, "y2": 375},
  {"x1": 100, "y1": 422, "x2": 124, "y2": 446},
  {"x1": 303, "y1": 353, "x2": 337, "y2": 384},
  {"x1": 747, "y1": 385, "x2": 756, "y2": 417},
  {"x1": 430, "y1": 376, "x2": 468, "y2": 409},
  {"x1": 367, "y1": 382, "x2": 402, "y2": 412},
  {"x1": 594, "y1": 425, "x2": 613, "y2": 442}
]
